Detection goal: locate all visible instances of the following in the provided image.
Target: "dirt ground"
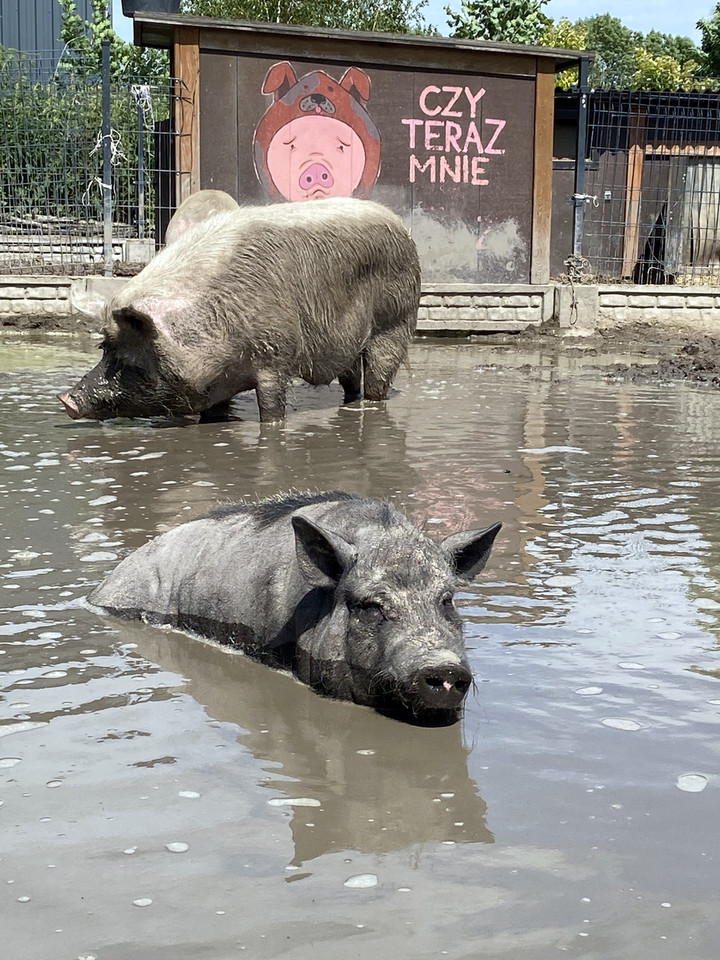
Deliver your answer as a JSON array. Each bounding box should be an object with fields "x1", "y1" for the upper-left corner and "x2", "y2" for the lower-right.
[
  {"x1": 512, "y1": 319, "x2": 720, "y2": 389},
  {"x1": 599, "y1": 327, "x2": 720, "y2": 388}
]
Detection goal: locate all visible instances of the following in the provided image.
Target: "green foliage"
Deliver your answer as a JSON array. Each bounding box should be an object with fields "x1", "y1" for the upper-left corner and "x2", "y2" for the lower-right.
[
  {"x1": 538, "y1": 17, "x2": 587, "y2": 89},
  {"x1": 642, "y1": 30, "x2": 703, "y2": 67},
  {"x1": 578, "y1": 13, "x2": 641, "y2": 88},
  {"x1": 0, "y1": 2, "x2": 172, "y2": 228},
  {"x1": 565, "y1": 13, "x2": 711, "y2": 90},
  {"x1": 698, "y1": 3, "x2": 720, "y2": 76},
  {"x1": 445, "y1": 0, "x2": 550, "y2": 44},
  {"x1": 181, "y1": 0, "x2": 435, "y2": 33},
  {"x1": 59, "y1": 0, "x2": 169, "y2": 81},
  {"x1": 629, "y1": 47, "x2": 704, "y2": 91}
]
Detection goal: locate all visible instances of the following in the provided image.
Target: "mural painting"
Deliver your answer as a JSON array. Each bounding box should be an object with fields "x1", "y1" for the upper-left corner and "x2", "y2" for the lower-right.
[
  {"x1": 253, "y1": 62, "x2": 381, "y2": 202},
  {"x1": 201, "y1": 52, "x2": 534, "y2": 281}
]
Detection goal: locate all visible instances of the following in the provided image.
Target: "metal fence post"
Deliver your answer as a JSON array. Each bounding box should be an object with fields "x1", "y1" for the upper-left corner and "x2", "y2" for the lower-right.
[
  {"x1": 137, "y1": 96, "x2": 146, "y2": 239},
  {"x1": 572, "y1": 56, "x2": 590, "y2": 260},
  {"x1": 102, "y1": 39, "x2": 113, "y2": 276}
]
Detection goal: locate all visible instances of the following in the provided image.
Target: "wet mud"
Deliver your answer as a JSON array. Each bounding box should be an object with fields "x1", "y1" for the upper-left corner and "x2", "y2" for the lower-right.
[{"x1": 2, "y1": 332, "x2": 720, "y2": 959}]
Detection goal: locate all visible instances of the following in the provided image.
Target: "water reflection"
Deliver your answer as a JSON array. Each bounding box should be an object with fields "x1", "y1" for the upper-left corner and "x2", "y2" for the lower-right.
[
  {"x1": 132, "y1": 624, "x2": 493, "y2": 866},
  {"x1": 59, "y1": 404, "x2": 419, "y2": 541}
]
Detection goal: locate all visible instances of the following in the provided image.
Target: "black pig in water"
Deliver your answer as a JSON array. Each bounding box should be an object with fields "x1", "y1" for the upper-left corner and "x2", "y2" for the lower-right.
[
  {"x1": 58, "y1": 197, "x2": 420, "y2": 424},
  {"x1": 90, "y1": 492, "x2": 501, "y2": 724}
]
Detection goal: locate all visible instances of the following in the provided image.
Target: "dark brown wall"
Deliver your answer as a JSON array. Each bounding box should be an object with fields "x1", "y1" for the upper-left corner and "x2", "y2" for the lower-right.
[{"x1": 198, "y1": 50, "x2": 536, "y2": 283}]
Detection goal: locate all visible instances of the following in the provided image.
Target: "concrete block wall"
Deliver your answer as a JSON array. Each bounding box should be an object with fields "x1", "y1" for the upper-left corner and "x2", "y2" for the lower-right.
[
  {"x1": 0, "y1": 277, "x2": 72, "y2": 317},
  {"x1": 418, "y1": 284, "x2": 554, "y2": 333},
  {"x1": 2, "y1": 277, "x2": 720, "y2": 334},
  {"x1": 596, "y1": 286, "x2": 720, "y2": 330}
]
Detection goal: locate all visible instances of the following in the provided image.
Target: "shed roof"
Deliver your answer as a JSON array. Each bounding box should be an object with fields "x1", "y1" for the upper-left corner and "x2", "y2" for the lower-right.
[{"x1": 133, "y1": 11, "x2": 588, "y2": 73}]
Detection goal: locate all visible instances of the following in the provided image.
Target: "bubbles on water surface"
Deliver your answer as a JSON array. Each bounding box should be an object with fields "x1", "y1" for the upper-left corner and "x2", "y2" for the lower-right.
[
  {"x1": 166, "y1": 842, "x2": 189, "y2": 853},
  {"x1": 344, "y1": 874, "x2": 378, "y2": 888},
  {"x1": 601, "y1": 718, "x2": 643, "y2": 731},
  {"x1": 676, "y1": 774, "x2": 708, "y2": 793}
]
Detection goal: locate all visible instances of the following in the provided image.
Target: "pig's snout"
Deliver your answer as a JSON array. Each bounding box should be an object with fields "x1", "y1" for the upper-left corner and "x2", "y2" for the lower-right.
[
  {"x1": 57, "y1": 393, "x2": 81, "y2": 419},
  {"x1": 300, "y1": 163, "x2": 334, "y2": 191},
  {"x1": 415, "y1": 662, "x2": 472, "y2": 710}
]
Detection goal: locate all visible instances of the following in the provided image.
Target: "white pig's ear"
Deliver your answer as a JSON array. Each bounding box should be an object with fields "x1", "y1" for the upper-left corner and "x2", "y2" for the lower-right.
[
  {"x1": 292, "y1": 516, "x2": 357, "y2": 589},
  {"x1": 70, "y1": 288, "x2": 108, "y2": 319},
  {"x1": 441, "y1": 522, "x2": 502, "y2": 580}
]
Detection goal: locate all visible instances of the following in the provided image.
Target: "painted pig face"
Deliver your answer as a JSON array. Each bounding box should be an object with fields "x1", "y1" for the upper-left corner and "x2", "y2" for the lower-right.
[
  {"x1": 253, "y1": 62, "x2": 381, "y2": 202},
  {"x1": 266, "y1": 116, "x2": 367, "y2": 202}
]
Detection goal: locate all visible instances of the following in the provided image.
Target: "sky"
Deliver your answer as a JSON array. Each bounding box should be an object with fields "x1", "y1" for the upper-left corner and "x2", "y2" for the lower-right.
[{"x1": 111, "y1": 0, "x2": 712, "y2": 45}]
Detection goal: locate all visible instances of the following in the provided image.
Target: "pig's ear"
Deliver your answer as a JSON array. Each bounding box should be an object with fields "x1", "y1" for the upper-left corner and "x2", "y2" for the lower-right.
[
  {"x1": 292, "y1": 516, "x2": 357, "y2": 589},
  {"x1": 112, "y1": 303, "x2": 167, "y2": 340},
  {"x1": 71, "y1": 288, "x2": 108, "y2": 319},
  {"x1": 441, "y1": 522, "x2": 502, "y2": 580},
  {"x1": 340, "y1": 67, "x2": 371, "y2": 104},
  {"x1": 262, "y1": 61, "x2": 297, "y2": 100}
]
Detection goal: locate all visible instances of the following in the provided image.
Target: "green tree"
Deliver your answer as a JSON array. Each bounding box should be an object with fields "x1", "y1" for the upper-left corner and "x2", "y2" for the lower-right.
[
  {"x1": 642, "y1": 30, "x2": 703, "y2": 67},
  {"x1": 181, "y1": 0, "x2": 434, "y2": 33},
  {"x1": 445, "y1": 0, "x2": 550, "y2": 43},
  {"x1": 698, "y1": 3, "x2": 720, "y2": 76},
  {"x1": 579, "y1": 13, "x2": 641, "y2": 87},
  {"x1": 538, "y1": 17, "x2": 587, "y2": 89},
  {"x1": 629, "y1": 46, "x2": 703, "y2": 90},
  {"x1": 59, "y1": 0, "x2": 168, "y2": 80}
]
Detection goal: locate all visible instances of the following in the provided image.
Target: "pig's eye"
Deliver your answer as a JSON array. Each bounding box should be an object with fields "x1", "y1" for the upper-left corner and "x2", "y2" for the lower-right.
[{"x1": 356, "y1": 598, "x2": 386, "y2": 619}]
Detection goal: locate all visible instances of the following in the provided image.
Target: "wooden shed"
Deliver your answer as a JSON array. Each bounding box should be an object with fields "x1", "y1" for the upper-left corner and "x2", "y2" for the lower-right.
[{"x1": 134, "y1": 12, "x2": 581, "y2": 286}]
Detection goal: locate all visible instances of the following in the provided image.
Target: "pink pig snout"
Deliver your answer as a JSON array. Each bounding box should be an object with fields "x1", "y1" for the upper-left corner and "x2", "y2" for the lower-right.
[{"x1": 300, "y1": 163, "x2": 334, "y2": 192}]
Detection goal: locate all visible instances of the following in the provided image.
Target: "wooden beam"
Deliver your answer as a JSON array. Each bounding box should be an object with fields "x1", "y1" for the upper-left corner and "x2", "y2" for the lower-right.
[
  {"x1": 173, "y1": 26, "x2": 200, "y2": 204},
  {"x1": 621, "y1": 110, "x2": 646, "y2": 277},
  {"x1": 530, "y1": 60, "x2": 555, "y2": 284}
]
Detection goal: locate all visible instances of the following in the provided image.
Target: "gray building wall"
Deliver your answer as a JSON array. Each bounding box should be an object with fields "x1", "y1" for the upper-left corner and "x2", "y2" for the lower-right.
[{"x1": 0, "y1": 0, "x2": 95, "y2": 55}]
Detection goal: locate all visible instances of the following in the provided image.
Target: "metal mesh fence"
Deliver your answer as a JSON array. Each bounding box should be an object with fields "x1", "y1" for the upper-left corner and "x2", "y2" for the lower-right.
[
  {"x1": 580, "y1": 90, "x2": 720, "y2": 285},
  {"x1": 0, "y1": 48, "x2": 180, "y2": 276}
]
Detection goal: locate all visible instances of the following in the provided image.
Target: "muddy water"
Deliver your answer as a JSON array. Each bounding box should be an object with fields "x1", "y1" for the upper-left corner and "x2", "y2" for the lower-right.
[{"x1": 1, "y1": 334, "x2": 719, "y2": 960}]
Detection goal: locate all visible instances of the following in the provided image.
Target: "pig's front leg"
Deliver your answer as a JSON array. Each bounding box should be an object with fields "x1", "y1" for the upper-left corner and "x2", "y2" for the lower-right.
[
  {"x1": 338, "y1": 357, "x2": 362, "y2": 404},
  {"x1": 255, "y1": 369, "x2": 287, "y2": 422},
  {"x1": 199, "y1": 399, "x2": 232, "y2": 423}
]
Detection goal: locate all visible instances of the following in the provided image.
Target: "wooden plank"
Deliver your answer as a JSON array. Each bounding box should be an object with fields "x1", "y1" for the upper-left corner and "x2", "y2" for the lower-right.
[
  {"x1": 196, "y1": 26, "x2": 539, "y2": 77},
  {"x1": 621, "y1": 144, "x2": 644, "y2": 277},
  {"x1": 620, "y1": 109, "x2": 646, "y2": 277},
  {"x1": 173, "y1": 26, "x2": 200, "y2": 204},
  {"x1": 530, "y1": 60, "x2": 555, "y2": 284}
]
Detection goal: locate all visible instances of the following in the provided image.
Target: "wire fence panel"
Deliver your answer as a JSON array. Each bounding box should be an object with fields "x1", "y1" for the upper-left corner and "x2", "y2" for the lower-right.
[
  {"x1": 0, "y1": 48, "x2": 181, "y2": 276},
  {"x1": 581, "y1": 90, "x2": 720, "y2": 285}
]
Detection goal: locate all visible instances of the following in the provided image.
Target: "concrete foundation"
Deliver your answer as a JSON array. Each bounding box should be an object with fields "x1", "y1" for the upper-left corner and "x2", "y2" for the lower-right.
[{"x1": 2, "y1": 276, "x2": 720, "y2": 335}]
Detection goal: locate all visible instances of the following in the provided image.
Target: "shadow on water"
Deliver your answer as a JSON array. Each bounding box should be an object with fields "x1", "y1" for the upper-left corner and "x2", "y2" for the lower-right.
[{"x1": 126, "y1": 620, "x2": 494, "y2": 867}]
